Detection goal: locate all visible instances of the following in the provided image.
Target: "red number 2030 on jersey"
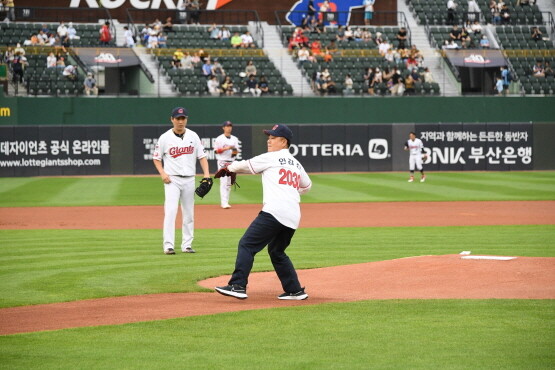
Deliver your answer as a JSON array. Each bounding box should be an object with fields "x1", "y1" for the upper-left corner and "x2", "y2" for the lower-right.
[{"x1": 278, "y1": 168, "x2": 300, "y2": 189}]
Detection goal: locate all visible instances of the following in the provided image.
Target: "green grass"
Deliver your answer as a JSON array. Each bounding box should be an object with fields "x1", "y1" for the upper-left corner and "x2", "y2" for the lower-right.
[
  {"x1": 1, "y1": 171, "x2": 554, "y2": 207},
  {"x1": 1, "y1": 300, "x2": 553, "y2": 369},
  {"x1": 1, "y1": 225, "x2": 553, "y2": 308}
]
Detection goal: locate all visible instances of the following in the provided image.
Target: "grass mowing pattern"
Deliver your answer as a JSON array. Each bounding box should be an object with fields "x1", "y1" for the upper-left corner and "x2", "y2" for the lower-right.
[
  {"x1": 1, "y1": 300, "x2": 553, "y2": 369},
  {"x1": 1, "y1": 171, "x2": 554, "y2": 207},
  {"x1": 1, "y1": 225, "x2": 553, "y2": 308}
]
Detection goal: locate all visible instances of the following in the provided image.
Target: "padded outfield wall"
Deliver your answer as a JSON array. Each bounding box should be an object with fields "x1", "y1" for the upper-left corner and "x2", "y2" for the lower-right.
[{"x1": 1, "y1": 95, "x2": 554, "y2": 175}]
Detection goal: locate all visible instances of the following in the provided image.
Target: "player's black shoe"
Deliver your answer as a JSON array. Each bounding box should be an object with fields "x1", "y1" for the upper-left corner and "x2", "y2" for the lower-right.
[
  {"x1": 278, "y1": 288, "x2": 308, "y2": 300},
  {"x1": 183, "y1": 247, "x2": 196, "y2": 253},
  {"x1": 215, "y1": 285, "x2": 248, "y2": 299},
  {"x1": 164, "y1": 248, "x2": 176, "y2": 255}
]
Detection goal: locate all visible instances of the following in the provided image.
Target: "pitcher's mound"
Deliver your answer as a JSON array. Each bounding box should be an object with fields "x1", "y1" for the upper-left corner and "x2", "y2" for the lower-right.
[{"x1": 1, "y1": 255, "x2": 553, "y2": 335}]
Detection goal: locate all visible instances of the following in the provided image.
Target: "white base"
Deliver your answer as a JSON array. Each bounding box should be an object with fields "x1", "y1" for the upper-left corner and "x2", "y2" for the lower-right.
[{"x1": 461, "y1": 256, "x2": 517, "y2": 261}]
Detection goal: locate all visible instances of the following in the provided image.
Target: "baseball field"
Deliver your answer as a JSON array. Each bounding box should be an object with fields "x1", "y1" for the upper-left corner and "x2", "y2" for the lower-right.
[{"x1": 1, "y1": 171, "x2": 554, "y2": 369}]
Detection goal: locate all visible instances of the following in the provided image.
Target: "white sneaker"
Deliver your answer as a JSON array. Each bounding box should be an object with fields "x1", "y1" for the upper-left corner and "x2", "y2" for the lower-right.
[
  {"x1": 221, "y1": 204, "x2": 231, "y2": 209},
  {"x1": 408, "y1": 177, "x2": 414, "y2": 183},
  {"x1": 420, "y1": 176, "x2": 426, "y2": 182}
]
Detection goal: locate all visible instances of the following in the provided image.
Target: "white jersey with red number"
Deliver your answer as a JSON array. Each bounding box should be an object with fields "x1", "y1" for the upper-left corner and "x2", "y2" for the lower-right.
[
  {"x1": 228, "y1": 148, "x2": 311, "y2": 229},
  {"x1": 214, "y1": 134, "x2": 240, "y2": 162},
  {"x1": 153, "y1": 128, "x2": 206, "y2": 176},
  {"x1": 406, "y1": 138, "x2": 424, "y2": 156}
]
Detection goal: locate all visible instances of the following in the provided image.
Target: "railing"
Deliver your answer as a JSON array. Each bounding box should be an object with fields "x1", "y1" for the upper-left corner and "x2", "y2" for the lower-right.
[
  {"x1": 275, "y1": 11, "x2": 412, "y2": 48},
  {"x1": 11, "y1": 7, "x2": 116, "y2": 44},
  {"x1": 126, "y1": 9, "x2": 264, "y2": 48}
]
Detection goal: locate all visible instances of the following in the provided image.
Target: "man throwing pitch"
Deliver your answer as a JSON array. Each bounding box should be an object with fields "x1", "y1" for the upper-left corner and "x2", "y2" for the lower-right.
[
  {"x1": 215, "y1": 124, "x2": 312, "y2": 300},
  {"x1": 153, "y1": 107, "x2": 211, "y2": 255},
  {"x1": 214, "y1": 121, "x2": 240, "y2": 209},
  {"x1": 404, "y1": 131, "x2": 426, "y2": 182}
]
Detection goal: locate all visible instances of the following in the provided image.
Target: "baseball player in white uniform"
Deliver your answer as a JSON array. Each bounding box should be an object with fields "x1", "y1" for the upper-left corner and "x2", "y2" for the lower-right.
[
  {"x1": 214, "y1": 121, "x2": 240, "y2": 209},
  {"x1": 404, "y1": 131, "x2": 426, "y2": 182},
  {"x1": 215, "y1": 124, "x2": 312, "y2": 300},
  {"x1": 153, "y1": 107, "x2": 210, "y2": 255}
]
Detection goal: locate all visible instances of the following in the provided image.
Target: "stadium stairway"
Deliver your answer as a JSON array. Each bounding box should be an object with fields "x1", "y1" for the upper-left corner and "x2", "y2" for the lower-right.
[
  {"x1": 260, "y1": 22, "x2": 315, "y2": 96},
  {"x1": 536, "y1": 0, "x2": 555, "y2": 23},
  {"x1": 113, "y1": 20, "x2": 127, "y2": 47},
  {"x1": 134, "y1": 47, "x2": 175, "y2": 96},
  {"x1": 397, "y1": 0, "x2": 460, "y2": 96}
]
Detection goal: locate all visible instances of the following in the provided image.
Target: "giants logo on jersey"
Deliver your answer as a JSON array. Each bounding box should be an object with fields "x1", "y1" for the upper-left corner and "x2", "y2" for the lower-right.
[{"x1": 169, "y1": 146, "x2": 194, "y2": 158}]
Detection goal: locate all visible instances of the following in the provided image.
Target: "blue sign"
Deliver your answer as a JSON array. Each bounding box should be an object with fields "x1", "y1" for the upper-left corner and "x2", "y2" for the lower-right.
[{"x1": 286, "y1": 0, "x2": 366, "y2": 27}]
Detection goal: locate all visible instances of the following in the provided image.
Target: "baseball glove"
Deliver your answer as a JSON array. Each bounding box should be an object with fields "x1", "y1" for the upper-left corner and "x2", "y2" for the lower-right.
[
  {"x1": 214, "y1": 166, "x2": 237, "y2": 185},
  {"x1": 195, "y1": 177, "x2": 213, "y2": 198},
  {"x1": 231, "y1": 148, "x2": 238, "y2": 158}
]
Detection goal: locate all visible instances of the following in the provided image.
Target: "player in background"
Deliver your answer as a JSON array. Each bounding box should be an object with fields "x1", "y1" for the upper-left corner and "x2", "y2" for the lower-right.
[
  {"x1": 153, "y1": 107, "x2": 210, "y2": 255},
  {"x1": 215, "y1": 124, "x2": 312, "y2": 300},
  {"x1": 214, "y1": 121, "x2": 240, "y2": 209},
  {"x1": 404, "y1": 131, "x2": 426, "y2": 182}
]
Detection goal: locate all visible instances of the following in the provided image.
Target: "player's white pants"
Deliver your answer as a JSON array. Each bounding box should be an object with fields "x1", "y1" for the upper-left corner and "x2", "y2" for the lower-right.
[
  {"x1": 218, "y1": 160, "x2": 233, "y2": 207},
  {"x1": 163, "y1": 175, "x2": 195, "y2": 251},
  {"x1": 409, "y1": 155, "x2": 423, "y2": 171}
]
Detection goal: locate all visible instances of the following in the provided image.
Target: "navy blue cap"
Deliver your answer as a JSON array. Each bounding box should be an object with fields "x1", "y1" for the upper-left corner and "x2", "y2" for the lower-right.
[
  {"x1": 222, "y1": 120, "x2": 233, "y2": 127},
  {"x1": 171, "y1": 107, "x2": 188, "y2": 118},
  {"x1": 264, "y1": 124, "x2": 293, "y2": 142}
]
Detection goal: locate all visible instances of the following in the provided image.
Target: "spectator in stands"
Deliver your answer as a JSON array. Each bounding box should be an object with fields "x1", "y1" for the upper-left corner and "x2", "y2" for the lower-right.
[
  {"x1": 231, "y1": 32, "x2": 242, "y2": 48},
  {"x1": 24, "y1": 33, "x2": 39, "y2": 46},
  {"x1": 10, "y1": 52, "x2": 26, "y2": 84},
  {"x1": 67, "y1": 22, "x2": 79, "y2": 41},
  {"x1": 410, "y1": 45, "x2": 424, "y2": 66},
  {"x1": 212, "y1": 58, "x2": 226, "y2": 83},
  {"x1": 99, "y1": 21, "x2": 112, "y2": 46},
  {"x1": 245, "y1": 74, "x2": 261, "y2": 97},
  {"x1": 3, "y1": 0, "x2": 15, "y2": 22},
  {"x1": 163, "y1": 17, "x2": 174, "y2": 33},
  {"x1": 443, "y1": 40, "x2": 460, "y2": 49},
  {"x1": 303, "y1": 0, "x2": 317, "y2": 27},
  {"x1": 288, "y1": 28, "x2": 307, "y2": 50},
  {"x1": 447, "y1": 0, "x2": 458, "y2": 26},
  {"x1": 343, "y1": 73, "x2": 354, "y2": 95},
  {"x1": 544, "y1": 62, "x2": 553, "y2": 76},
  {"x1": 460, "y1": 27, "x2": 472, "y2": 48},
  {"x1": 180, "y1": 51, "x2": 193, "y2": 70},
  {"x1": 364, "y1": 67, "x2": 374, "y2": 95},
  {"x1": 209, "y1": 24, "x2": 221, "y2": 39},
  {"x1": 61, "y1": 34, "x2": 71, "y2": 49},
  {"x1": 450, "y1": 25, "x2": 462, "y2": 41},
  {"x1": 404, "y1": 74, "x2": 416, "y2": 95},
  {"x1": 364, "y1": 0, "x2": 375, "y2": 26},
  {"x1": 531, "y1": 27, "x2": 543, "y2": 42},
  {"x1": 151, "y1": 18, "x2": 162, "y2": 28},
  {"x1": 198, "y1": 49, "x2": 208, "y2": 63},
  {"x1": 422, "y1": 67, "x2": 435, "y2": 83},
  {"x1": 124, "y1": 26, "x2": 135, "y2": 47},
  {"x1": 171, "y1": 53, "x2": 182, "y2": 69},
  {"x1": 322, "y1": 75, "x2": 337, "y2": 95},
  {"x1": 46, "y1": 52, "x2": 57, "y2": 68},
  {"x1": 390, "y1": 68, "x2": 405, "y2": 96},
  {"x1": 202, "y1": 58, "x2": 213, "y2": 77},
  {"x1": 517, "y1": 0, "x2": 533, "y2": 6},
  {"x1": 191, "y1": 51, "x2": 201, "y2": 65},
  {"x1": 14, "y1": 42, "x2": 25, "y2": 56},
  {"x1": 532, "y1": 60, "x2": 545, "y2": 78},
  {"x1": 158, "y1": 32, "x2": 167, "y2": 48},
  {"x1": 336, "y1": 26, "x2": 346, "y2": 42},
  {"x1": 297, "y1": 46, "x2": 310, "y2": 66},
  {"x1": 221, "y1": 76, "x2": 235, "y2": 96},
  {"x1": 63, "y1": 64, "x2": 77, "y2": 81},
  {"x1": 56, "y1": 55, "x2": 66, "y2": 69},
  {"x1": 84, "y1": 72, "x2": 98, "y2": 96},
  {"x1": 491, "y1": 4, "x2": 502, "y2": 25},
  {"x1": 383, "y1": 67, "x2": 394, "y2": 82},
  {"x1": 410, "y1": 68, "x2": 421, "y2": 82},
  {"x1": 57, "y1": 22, "x2": 68, "y2": 39},
  {"x1": 147, "y1": 31, "x2": 159, "y2": 49},
  {"x1": 480, "y1": 35, "x2": 491, "y2": 48},
  {"x1": 38, "y1": 29, "x2": 49, "y2": 44},
  {"x1": 245, "y1": 60, "x2": 257, "y2": 77},
  {"x1": 241, "y1": 31, "x2": 256, "y2": 48},
  {"x1": 378, "y1": 40, "x2": 391, "y2": 56},
  {"x1": 470, "y1": 20, "x2": 482, "y2": 35},
  {"x1": 361, "y1": 28, "x2": 373, "y2": 42},
  {"x1": 500, "y1": 4, "x2": 511, "y2": 25},
  {"x1": 259, "y1": 75, "x2": 270, "y2": 95},
  {"x1": 323, "y1": 47, "x2": 333, "y2": 63},
  {"x1": 47, "y1": 33, "x2": 57, "y2": 46},
  {"x1": 207, "y1": 75, "x2": 221, "y2": 96},
  {"x1": 374, "y1": 31, "x2": 383, "y2": 44},
  {"x1": 344, "y1": 26, "x2": 355, "y2": 42},
  {"x1": 219, "y1": 26, "x2": 231, "y2": 40},
  {"x1": 406, "y1": 54, "x2": 418, "y2": 69},
  {"x1": 396, "y1": 27, "x2": 408, "y2": 49},
  {"x1": 187, "y1": 0, "x2": 202, "y2": 25},
  {"x1": 305, "y1": 17, "x2": 322, "y2": 34},
  {"x1": 326, "y1": 39, "x2": 338, "y2": 55},
  {"x1": 176, "y1": 0, "x2": 187, "y2": 24},
  {"x1": 384, "y1": 48, "x2": 395, "y2": 63},
  {"x1": 141, "y1": 24, "x2": 151, "y2": 46},
  {"x1": 353, "y1": 27, "x2": 363, "y2": 42},
  {"x1": 494, "y1": 76, "x2": 504, "y2": 95},
  {"x1": 501, "y1": 66, "x2": 510, "y2": 91},
  {"x1": 3, "y1": 47, "x2": 13, "y2": 64},
  {"x1": 467, "y1": 0, "x2": 480, "y2": 24}
]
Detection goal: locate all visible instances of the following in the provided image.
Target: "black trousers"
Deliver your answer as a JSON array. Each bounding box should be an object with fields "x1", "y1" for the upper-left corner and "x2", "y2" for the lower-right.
[{"x1": 228, "y1": 211, "x2": 302, "y2": 293}]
